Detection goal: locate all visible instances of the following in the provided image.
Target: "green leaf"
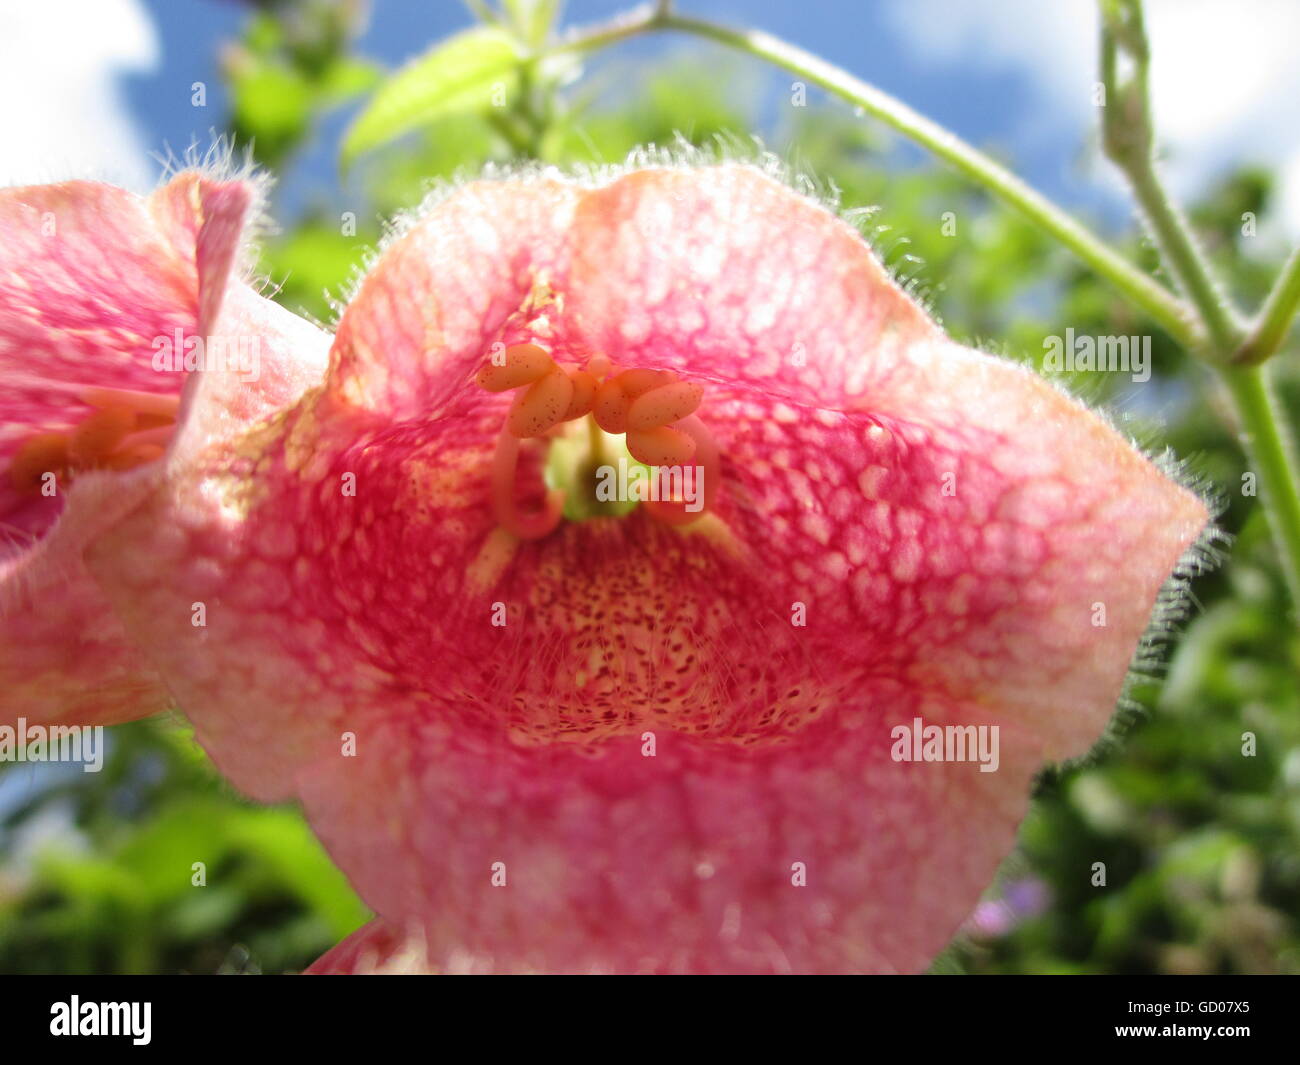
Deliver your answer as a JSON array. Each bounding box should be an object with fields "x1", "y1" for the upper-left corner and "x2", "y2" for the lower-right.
[{"x1": 342, "y1": 26, "x2": 523, "y2": 166}]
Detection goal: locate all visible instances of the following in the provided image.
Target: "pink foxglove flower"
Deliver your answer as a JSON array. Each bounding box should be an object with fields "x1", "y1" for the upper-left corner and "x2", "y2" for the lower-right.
[{"x1": 0, "y1": 161, "x2": 1207, "y2": 974}]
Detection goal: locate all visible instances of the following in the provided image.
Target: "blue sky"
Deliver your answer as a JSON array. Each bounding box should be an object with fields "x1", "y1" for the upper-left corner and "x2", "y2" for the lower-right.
[
  {"x1": 2, "y1": 0, "x2": 1299, "y2": 237},
  {"x1": 123, "y1": 0, "x2": 1071, "y2": 213}
]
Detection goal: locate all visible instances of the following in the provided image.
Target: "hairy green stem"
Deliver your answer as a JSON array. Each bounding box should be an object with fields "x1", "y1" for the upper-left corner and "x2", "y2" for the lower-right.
[
  {"x1": 1098, "y1": 0, "x2": 1243, "y2": 354},
  {"x1": 1097, "y1": 0, "x2": 1300, "y2": 606},
  {"x1": 1235, "y1": 245, "x2": 1300, "y2": 365},
  {"x1": 1124, "y1": 162, "x2": 1244, "y2": 353},
  {"x1": 553, "y1": 4, "x2": 1200, "y2": 348},
  {"x1": 1221, "y1": 365, "x2": 1300, "y2": 612}
]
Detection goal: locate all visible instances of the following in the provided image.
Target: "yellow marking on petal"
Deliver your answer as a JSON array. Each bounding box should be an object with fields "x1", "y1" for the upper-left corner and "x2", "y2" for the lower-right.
[
  {"x1": 507, "y1": 367, "x2": 574, "y2": 438},
  {"x1": 626, "y1": 424, "x2": 697, "y2": 466},
  {"x1": 466, "y1": 526, "x2": 521, "y2": 592},
  {"x1": 475, "y1": 343, "x2": 555, "y2": 393},
  {"x1": 674, "y1": 511, "x2": 747, "y2": 557},
  {"x1": 627, "y1": 380, "x2": 704, "y2": 431}
]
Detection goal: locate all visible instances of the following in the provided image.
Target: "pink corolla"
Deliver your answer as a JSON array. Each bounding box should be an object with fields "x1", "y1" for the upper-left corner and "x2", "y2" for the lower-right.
[{"x1": 0, "y1": 158, "x2": 1207, "y2": 974}]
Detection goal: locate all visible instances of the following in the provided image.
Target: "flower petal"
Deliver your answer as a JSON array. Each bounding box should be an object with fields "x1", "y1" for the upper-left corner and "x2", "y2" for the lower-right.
[
  {"x1": 0, "y1": 172, "x2": 290, "y2": 730},
  {"x1": 65, "y1": 165, "x2": 1209, "y2": 971},
  {"x1": 0, "y1": 469, "x2": 172, "y2": 727},
  {"x1": 295, "y1": 698, "x2": 1044, "y2": 973},
  {"x1": 305, "y1": 920, "x2": 411, "y2": 974},
  {"x1": 294, "y1": 169, "x2": 1207, "y2": 970},
  {"x1": 288, "y1": 398, "x2": 1202, "y2": 973},
  {"x1": 558, "y1": 164, "x2": 1211, "y2": 761},
  {"x1": 69, "y1": 282, "x2": 331, "y2": 748},
  {"x1": 325, "y1": 178, "x2": 580, "y2": 419},
  {"x1": 83, "y1": 392, "x2": 496, "y2": 797},
  {"x1": 0, "y1": 174, "x2": 250, "y2": 460},
  {"x1": 558, "y1": 164, "x2": 937, "y2": 406}
]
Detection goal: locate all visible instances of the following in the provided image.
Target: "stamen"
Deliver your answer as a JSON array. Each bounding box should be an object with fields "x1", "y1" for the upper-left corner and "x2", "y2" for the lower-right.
[
  {"x1": 7, "y1": 386, "x2": 180, "y2": 495},
  {"x1": 627, "y1": 380, "x2": 704, "y2": 431},
  {"x1": 67, "y1": 406, "x2": 135, "y2": 467},
  {"x1": 9, "y1": 433, "x2": 70, "y2": 495},
  {"x1": 592, "y1": 377, "x2": 631, "y2": 433},
  {"x1": 593, "y1": 370, "x2": 678, "y2": 433},
  {"x1": 626, "y1": 424, "x2": 697, "y2": 466},
  {"x1": 614, "y1": 368, "x2": 673, "y2": 397},
  {"x1": 475, "y1": 343, "x2": 556, "y2": 393},
  {"x1": 135, "y1": 412, "x2": 178, "y2": 430},
  {"x1": 79, "y1": 386, "x2": 181, "y2": 420},
  {"x1": 115, "y1": 425, "x2": 175, "y2": 451},
  {"x1": 643, "y1": 414, "x2": 719, "y2": 527},
  {"x1": 561, "y1": 369, "x2": 597, "y2": 421},
  {"x1": 473, "y1": 346, "x2": 718, "y2": 532},
  {"x1": 491, "y1": 426, "x2": 565, "y2": 540},
  {"x1": 507, "y1": 367, "x2": 574, "y2": 438}
]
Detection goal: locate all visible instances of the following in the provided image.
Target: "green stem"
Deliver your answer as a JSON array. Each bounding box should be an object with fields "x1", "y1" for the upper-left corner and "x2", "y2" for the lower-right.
[
  {"x1": 1095, "y1": 0, "x2": 1300, "y2": 608},
  {"x1": 486, "y1": 110, "x2": 533, "y2": 156},
  {"x1": 1221, "y1": 364, "x2": 1300, "y2": 612},
  {"x1": 1098, "y1": 0, "x2": 1243, "y2": 354},
  {"x1": 513, "y1": 59, "x2": 549, "y2": 157},
  {"x1": 1235, "y1": 244, "x2": 1300, "y2": 365},
  {"x1": 553, "y1": 5, "x2": 1200, "y2": 349},
  {"x1": 1123, "y1": 161, "x2": 1244, "y2": 353}
]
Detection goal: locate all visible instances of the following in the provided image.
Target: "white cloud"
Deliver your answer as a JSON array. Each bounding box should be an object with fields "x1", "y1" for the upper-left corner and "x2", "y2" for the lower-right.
[
  {"x1": 883, "y1": 0, "x2": 1300, "y2": 234},
  {"x1": 0, "y1": 0, "x2": 159, "y2": 190}
]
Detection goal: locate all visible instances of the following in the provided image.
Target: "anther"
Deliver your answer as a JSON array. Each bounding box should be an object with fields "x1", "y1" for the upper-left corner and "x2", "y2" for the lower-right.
[
  {"x1": 79, "y1": 386, "x2": 180, "y2": 420},
  {"x1": 7, "y1": 387, "x2": 181, "y2": 495},
  {"x1": 626, "y1": 424, "x2": 697, "y2": 467},
  {"x1": 507, "y1": 366, "x2": 574, "y2": 438},
  {"x1": 9, "y1": 434, "x2": 70, "y2": 494},
  {"x1": 474, "y1": 346, "x2": 717, "y2": 532},
  {"x1": 643, "y1": 414, "x2": 720, "y2": 527},
  {"x1": 627, "y1": 380, "x2": 704, "y2": 431},
  {"x1": 561, "y1": 369, "x2": 597, "y2": 421},
  {"x1": 67, "y1": 406, "x2": 136, "y2": 467},
  {"x1": 114, "y1": 425, "x2": 175, "y2": 453},
  {"x1": 614, "y1": 368, "x2": 673, "y2": 397},
  {"x1": 592, "y1": 377, "x2": 631, "y2": 433},
  {"x1": 475, "y1": 343, "x2": 556, "y2": 393}
]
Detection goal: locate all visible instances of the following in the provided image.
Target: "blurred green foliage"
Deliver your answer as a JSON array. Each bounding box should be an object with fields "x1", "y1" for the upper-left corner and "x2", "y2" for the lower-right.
[
  {"x1": 0, "y1": 720, "x2": 368, "y2": 973},
  {"x1": 2, "y1": 0, "x2": 1297, "y2": 973}
]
